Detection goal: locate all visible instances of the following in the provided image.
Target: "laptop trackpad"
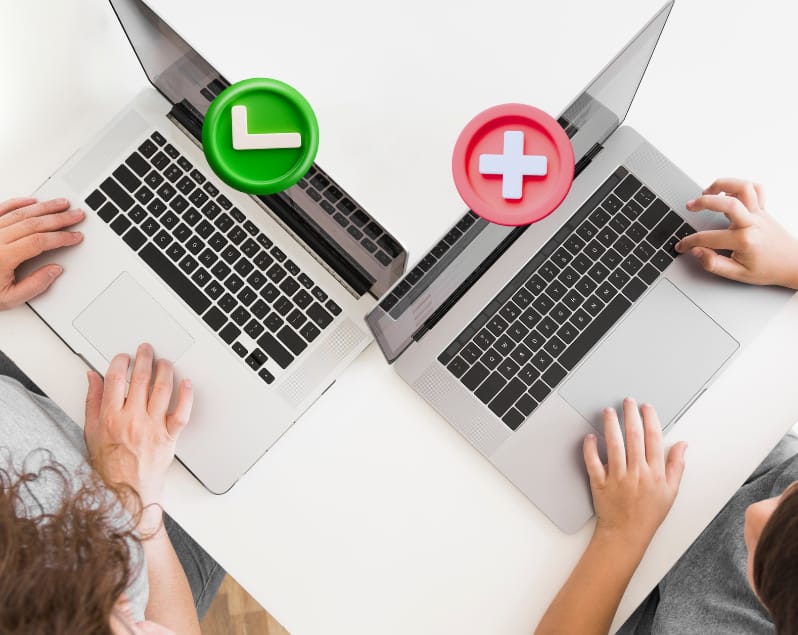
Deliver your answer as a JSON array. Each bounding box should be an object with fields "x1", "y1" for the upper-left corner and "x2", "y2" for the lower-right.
[
  {"x1": 74, "y1": 272, "x2": 194, "y2": 364},
  {"x1": 559, "y1": 280, "x2": 738, "y2": 432}
]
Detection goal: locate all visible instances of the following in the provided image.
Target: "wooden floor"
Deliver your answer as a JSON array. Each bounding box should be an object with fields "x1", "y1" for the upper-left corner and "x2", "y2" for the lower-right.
[{"x1": 201, "y1": 575, "x2": 290, "y2": 635}]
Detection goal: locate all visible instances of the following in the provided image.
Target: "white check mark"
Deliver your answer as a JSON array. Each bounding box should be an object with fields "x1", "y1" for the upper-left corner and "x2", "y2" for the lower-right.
[{"x1": 231, "y1": 105, "x2": 302, "y2": 151}]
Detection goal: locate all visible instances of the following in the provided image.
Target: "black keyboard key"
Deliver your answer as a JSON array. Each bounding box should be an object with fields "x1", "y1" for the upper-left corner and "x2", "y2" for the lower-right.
[
  {"x1": 351, "y1": 210, "x2": 369, "y2": 228},
  {"x1": 287, "y1": 308, "x2": 307, "y2": 329},
  {"x1": 597, "y1": 226, "x2": 619, "y2": 247},
  {"x1": 174, "y1": 222, "x2": 191, "y2": 243},
  {"x1": 474, "y1": 372, "x2": 504, "y2": 404},
  {"x1": 221, "y1": 245, "x2": 240, "y2": 265},
  {"x1": 166, "y1": 243, "x2": 186, "y2": 263},
  {"x1": 622, "y1": 277, "x2": 647, "y2": 302},
  {"x1": 543, "y1": 336, "x2": 566, "y2": 358},
  {"x1": 620, "y1": 254, "x2": 643, "y2": 276},
  {"x1": 279, "y1": 277, "x2": 300, "y2": 297},
  {"x1": 474, "y1": 329, "x2": 496, "y2": 351},
  {"x1": 224, "y1": 274, "x2": 244, "y2": 293},
  {"x1": 609, "y1": 213, "x2": 631, "y2": 234},
  {"x1": 587, "y1": 262, "x2": 610, "y2": 283},
  {"x1": 584, "y1": 240, "x2": 605, "y2": 261},
  {"x1": 529, "y1": 380, "x2": 550, "y2": 402},
  {"x1": 258, "y1": 368, "x2": 275, "y2": 384},
  {"x1": 531, "y1": 350, "x2": 553, "y2": 372},
  {"x1": 178, "y1": 254, "x2": 199, "y2": 273},
  {"x1": 234, "y1": 259, "x2": 254, "y2": 277},
  {"x1": 270, "y1": 247, "x2": 286, "y2": 262},
  {"x1": 176, "y1": 176, "x2": 195, "y2": 195},
  {"x1": 556, "y1": 322, "x2": 578, "y2": 344},
  {"x1": 461, "y1": 362, "x2": 490, "y2": 391},
  {"x1": 633, "y1": 241, "x2": 655, "y2": 262},
  {"x1": 516, "y1": 393, "x2": 538, "y2": 417},
  {"x1": 140, "y1": 244, "x2": 210, "y2": 314},
  {"x1": 307, "y1": 303, "x2": 333, "y2": 329},
  {"x1": 489, "y1": 379, "x2": 526, "y2": 417},
  {"x1": 560, "y1": 295, "x2": 631, "y2": 370},
  {"x1": 447, "y1": 356, "x2": 470, "y2": 378},
  {"x1": 588, "y1": 207, "x2": 610, "y2": 228},
  {"x1": 219, "y1": 323, "x2": 240, "y2": 344},
  {"x1": 615, "y1": 173, "x2": 642, "y2": 201},
  {"x1": 264, "y1": 312, "x2": 283, "y2": 332},
  {"x1": 241, "y1": 239, "x2": 259, "y2": 258},
  {"x1": 151, "y1": 131, "x2": 166, "y2": 145},
  {"x1": 172, "y1": 196, "x2": 189, "y2": 215},
  {"x1": 164, "y1": 164, "x2": 182, "y2": 183},
  {"x1": 325, "y1": 300, "x2": 341, "y2": 316},
  {"x1": 244, "y1": 319, "x2": 265, "y2": 340},
  {"x1": 138, "y1": 139, "x2": 157, "y2": 158},
  {"x1": 110, "y1": 216, "x2": 132, "y2": 236},
  {"x1": 146, "y1": 197, "x2": 165, "y2": 216},
  {"x1": 634, "y1": 187, "x2": 655, "y2": 208},
  {"x1": 86, "y1": 189, "x2": 106, "y2": 210},
  {"x1": 531, "y1": 294, "x2": 554, "y2": 315},
  {"x1": 487, "y1": 315, "x2": 509, "y2": 336},
  {"x1": 517, "y1": 363, "x2": 539, "y2": 386},
  {"x1": 562, "y1": 289, "x2": 584, "y2": 311},
  {"x1": 231, "y1": 306, "x2": 250, "y2": 326},
  {"x1": 538, "y1": 261, "x2": 559, "y2": 281},
  {"x1": 478, "y1": 348, "x2": 500, "y2": 370},
  {"x1": 161, "y1": 211, "x2": 179, "y2": 230},
  {"x1": 191, "y1": 266, "x2": 211, "y2": 287},
  {"x1": 648, "y1": 211, "x2": 683, "y2": 249},
  {"x1": 570, "y1": 308, "x2": 591, "y2": 330},
  {"x1": 113, "y1": 164, "x2": 141, "y2": 193},
  {"x1": 651, "y1": 250, "x2": 674, "y2": 271},
  {"x1": 523, "y1": 330, "x2": 546, "y2": 351},
  {"x1": 122, "y1": 226, "x2": 146, "y2": 250},
  {"x1": 228, "y1": 226, "x2": 247, "y2": 246},
  {"x1": 626, "y1": 222, "x2": 646, "y2": 243},
  {"x1": 206, "y1": 281, "x2": 224, "y2": 300},
  {"x1": 232, "y1": 342, "x2": 247, "y2": 358},
  {"x1": 97, "y1": 201, "x2": 118, "y2": 223},
  {"x1": 140, "y1": 217, "x2": 159, "y2": 236},
  {"x1": 183, "y1": 207, "x2": 202, "y2": 227},
  {"x1": 595, "y1": 282, "x2": 616, "y2": 302},
  {"x1": 542, "y1": 362, "x2": 567, "y2": 388},
  {"x1": 609, "y1": 268, "x2": 631, "y2": 289},
  {"x1": 203, "y1": 181, "x2": 219, "y2": 197},
  {"x1": 203, "y1": 306, "x2": 226, "y2": 331},
  {"x1": 582, "y1": 294, "x2": 605, "y2": 316},
  {"x1": 246, "y1": 349, "x2": 268, "y2": 371},
  {"x1": 638, "y1": 263, "x2": 660, "y2": 284},
  {"x1": 100, "y1": 177, "x2": 134, "y2": 210},
  {"x1": 546, "y1": 280, "x2": 567, "y2": 301},
  {"x1": 190, "y1": 189, "x2": 209, "y2": 208},
  {"x1": 190, "y1": 169, "x2": 206, "y2": 184},
  {"x1": 299, "y1": 322, "x2": 321, "y2": 343},
  {"x1": 211, "y1": 261, "x2": 231, "y2": 280},
  {"x1": 513, "y1": 287, "x2": 534, "y2": 308},
  {"x1": 576, "y1": 221, "x2": 598, "y2": 243},
  {"x1": 237, "y1": 286, "x2": 257, "y2": 306},
  {"x1": 525, "y1": 274, "x2": 547, "y2": 295},
  {"x1": 639, "y1": 199, "x2": 670, "y2": 230},
  {"x1": 600, "y1": 248, "x2": 622, "y2": 270},
  {"x1": 257, "y1": 332, "x2": 294, "y2": 369}
]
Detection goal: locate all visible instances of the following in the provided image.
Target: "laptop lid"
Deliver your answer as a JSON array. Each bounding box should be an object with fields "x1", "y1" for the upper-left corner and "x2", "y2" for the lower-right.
[
  {"x1": 108, "y1": 0, "x2": 407, "y2": 298},
  {"x1": 366, "y1": 1, "x2": 674, "y2": 362}
]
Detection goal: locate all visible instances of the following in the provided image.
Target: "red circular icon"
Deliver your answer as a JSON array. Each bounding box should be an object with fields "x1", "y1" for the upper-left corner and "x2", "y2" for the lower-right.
[{"x1": 452, "y1": 104, "x2": 574, "y2": 226}]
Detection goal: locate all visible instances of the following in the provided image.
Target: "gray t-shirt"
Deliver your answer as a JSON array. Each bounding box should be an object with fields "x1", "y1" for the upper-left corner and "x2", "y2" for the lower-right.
[
  {"x1": 618, "y1": 432, "x2": 798, "y2": 634},
  {"x1": 0, "y1": 376, "x2": 149, "y2": 622}
]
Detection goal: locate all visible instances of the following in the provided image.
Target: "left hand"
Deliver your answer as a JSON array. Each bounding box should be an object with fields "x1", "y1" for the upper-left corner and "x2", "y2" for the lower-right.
[
  {"x1": 84, "y1": 343, "x2": 193, "y2": 511},
  {"x1": 0, "y1": 197, "x2": 84, "y2": 310},
  {"x1": 583, "y1": 398, "x2": 687, "y2": 548}
]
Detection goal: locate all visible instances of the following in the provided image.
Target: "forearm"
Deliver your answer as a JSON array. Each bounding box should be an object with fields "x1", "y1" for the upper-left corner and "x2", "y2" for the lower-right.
[
  {"x1": 139, "y1": 506, "x2": 201, "y2": 635},
  {"x1": 534, "y1": 530, "x2": 648, "y2": 635}
]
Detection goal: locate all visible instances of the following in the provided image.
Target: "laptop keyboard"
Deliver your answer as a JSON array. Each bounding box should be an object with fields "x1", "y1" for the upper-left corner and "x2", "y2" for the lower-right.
[
  {"x1": 296, "y1": 165, "x2": 403, "y2": 268},
  {"x1": 438, "y1": 166, "x2": 696, "y2": 430},
  {"x1": 84, "y1": 131, "x2": 342, "y2": 384}
]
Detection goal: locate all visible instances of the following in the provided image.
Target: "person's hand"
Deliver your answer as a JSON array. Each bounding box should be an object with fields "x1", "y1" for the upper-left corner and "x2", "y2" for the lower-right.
[
  {"x1": 0, "y1": 197, "x2": 84, "y2": 310},
  {"x1": 84, "y1": 343, "x2": 193, "y2": 513},
  {"x1": 583, "y1": 398, "x2": 687, "y2": 548},
  {"x1": 675, "y1": 178, "x2": 798, "y2": 289}
]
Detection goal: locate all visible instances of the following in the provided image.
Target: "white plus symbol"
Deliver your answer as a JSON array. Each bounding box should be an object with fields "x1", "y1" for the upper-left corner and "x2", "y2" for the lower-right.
[{"x1": 478, "y1": 130, "x2": 548, "y2": 200}]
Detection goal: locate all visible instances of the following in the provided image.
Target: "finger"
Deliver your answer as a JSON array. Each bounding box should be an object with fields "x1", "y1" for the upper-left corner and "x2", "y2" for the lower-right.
[
  {"x1": 603, "y1": 407, "x2": 626, "y2": 477},
  {"x1": 84, "y1": 370, "x2": 104, "y2": 433},
  {"x1": 623, "y1": 397, "x2": 645, "y2": 469},
  {"x1": 0, "y1": 198, "x2": 72, "y2": 231},
  {"x1": 166, "y1": 379, "x2": 193, "y2": 440},
  {"x1": 0, "y1": 207, "x2": 85, "y2": 242},
  {"x1": 0, "y1": 264, "x2": 63, "y2": 309},
  {"x1": 102, "y1": 353, "x2": 131, "y2": 413},
  {"x1": 752, "y1": 183, "x2": 766, "y2": 210},
  {"x1": 127, "y1": 343, "x2": 154, "y2": 409},
  {"x1": 147, "y1": 358, "x2": 174, "y2": 419},
  {"x1": 688, "y1": 246, "x2": 752, "y2": 282},
  {"x1": 676, "y1": 229, "x2": 741, "y2": 253},
  {"x1": 665, "y1": 441, "x2": 688, "y2": 490},
  {"x1": 0, "y1": 197, "x2": 38, "y2": 217},
  {"x1": 583, "y1": 434, "x2": 606, "y2": 487},
  {"x1": 7, "y1": 230, "x2": 84, "y2": 267},
  {"x1": 702, "y1": 179, "x2": 760, "y2": 211},
  {"x1": 685, "y1": 195, "x2": 753, "y2": 227},
  {"x1": 641, "y1": 403, "x2": 664, "y2": 471}
]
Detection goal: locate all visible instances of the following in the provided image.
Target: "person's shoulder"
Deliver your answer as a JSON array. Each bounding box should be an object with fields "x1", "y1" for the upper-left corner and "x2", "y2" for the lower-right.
[{"x1": 746, "y1": 432, "x2": 798, "y2": 484}]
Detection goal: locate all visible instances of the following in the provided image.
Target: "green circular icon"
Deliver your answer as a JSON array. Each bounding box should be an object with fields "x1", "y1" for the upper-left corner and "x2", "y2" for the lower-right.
[{"x1": 202, "y1": 78, "x2": 319, "y2": 195}]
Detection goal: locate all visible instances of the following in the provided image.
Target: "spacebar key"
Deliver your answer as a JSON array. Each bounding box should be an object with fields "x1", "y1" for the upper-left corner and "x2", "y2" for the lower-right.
[
  {"x1": 140, "y1": 244, "x2": 211, "y2": 315},
  {"x1": 559, "y1": 296, "x2": 631, "y2": 370}
]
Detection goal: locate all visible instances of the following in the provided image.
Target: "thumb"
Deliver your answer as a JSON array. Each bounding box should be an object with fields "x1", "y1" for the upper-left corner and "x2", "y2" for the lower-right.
[
  {"x1": 84, "y1": 371, "x2": 104, "y2": 433},
  {"x1": 665, "y1": 441, "x2": 688, "y2": 491},
  {"x1": 1, "y1": 265, "x2": 63, "y2": 308}
]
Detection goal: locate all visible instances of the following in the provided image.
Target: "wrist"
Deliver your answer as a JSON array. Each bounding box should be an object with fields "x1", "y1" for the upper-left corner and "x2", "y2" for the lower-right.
[{"x1": 592, "y1": 523, "x2": 653, "y2": 560}]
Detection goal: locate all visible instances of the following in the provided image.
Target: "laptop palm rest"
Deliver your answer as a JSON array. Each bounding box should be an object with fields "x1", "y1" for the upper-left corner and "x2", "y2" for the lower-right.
[
  {"x1": 73, "y1": 272, "x2": 194, "y2": 365},
  {"x1": 558, "y1": 279, "x2": 738, "y2": 432}
]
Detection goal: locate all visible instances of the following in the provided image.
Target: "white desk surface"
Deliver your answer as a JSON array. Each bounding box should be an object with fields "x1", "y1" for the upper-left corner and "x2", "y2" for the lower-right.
[{"x1": 2, "y1": 1, "x2": 798, "y2": 632}]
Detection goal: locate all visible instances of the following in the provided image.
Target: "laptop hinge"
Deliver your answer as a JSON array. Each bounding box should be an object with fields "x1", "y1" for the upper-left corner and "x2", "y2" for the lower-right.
[
  {"x1": 574, "y1": 142, "x2": 604, "y2": 178},
  {"x1": 168, "y1": 100, "x2": 204, "y2": 145}
]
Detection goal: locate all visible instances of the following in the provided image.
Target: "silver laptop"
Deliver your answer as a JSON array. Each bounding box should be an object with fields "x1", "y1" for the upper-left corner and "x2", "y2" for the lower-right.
[
  {"x1": 366, "y1": 1, "x2": 792, "y2": 533},
  {"x1": 21, "y1": 0, "x2": 407, "y2": 494}
]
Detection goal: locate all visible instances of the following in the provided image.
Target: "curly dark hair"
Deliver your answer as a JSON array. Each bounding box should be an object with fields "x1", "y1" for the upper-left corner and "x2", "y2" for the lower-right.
[
  {"x1": 754, "y1": 484, "x2": 798, "y2": 634},
  {"x1": 0, "y1": 451, "x2": 143, "y2": 635}
]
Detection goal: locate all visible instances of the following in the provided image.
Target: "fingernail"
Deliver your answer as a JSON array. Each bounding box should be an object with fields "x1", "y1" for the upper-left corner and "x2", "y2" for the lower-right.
[
  {"x1": 686, "y1": 199, "x2": 696, "y2": 207},
  {"x1": 675, "y1": 241, "x2": 683, "y2": 253},
  {"x1": 604, "y1": 407, "x2": 615, "y2": 415},
  {"x1": 585, "y1": 433, "x2": 595, "y2": 440},
  {"x1": 56, "y1": 198, "x2": 68, "y2": 206},
  {"x1": 49, "y1": 265, "x2": 63, "y2": 277},
  {"x1": 184, "y1": 379, "x2": 192, "y2": 389}
]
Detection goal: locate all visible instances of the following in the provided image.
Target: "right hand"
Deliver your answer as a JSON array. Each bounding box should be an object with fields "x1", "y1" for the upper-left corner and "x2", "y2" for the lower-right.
[
  {"x1": 583, "y1": 399, "x2": 687, "y2": 548},
  {"x1": 0, "y1": 197, "x2": 84, "y2": 310},
  {"x1": 675, "y1": 178, "x2": 798, "y2": 289}
]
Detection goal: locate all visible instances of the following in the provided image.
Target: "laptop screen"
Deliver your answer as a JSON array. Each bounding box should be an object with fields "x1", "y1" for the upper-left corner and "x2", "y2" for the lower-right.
[
  {"x1": 366, "y1": 2, "x2": 674, "y2": 362},
  {"x1": 109, "y1": 0, "x2": 230, "y2": 124}
]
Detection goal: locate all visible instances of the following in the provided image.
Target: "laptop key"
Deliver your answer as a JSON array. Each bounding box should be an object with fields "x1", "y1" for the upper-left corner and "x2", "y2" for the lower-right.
[
  {"x1": 86, "y1": 189, "x2": 106, "y2": 210},
  {"x1": 307, "y1": 303, "x2": 333, "y2": 329},
  {"x1": 638, "y1": 263, "x2": 660, "y2": 284},
  {"x1": 559, "y1": 295, "x2": 631, "y2": 370},
  {"x1": 232, "y1": 342, "x2": 247, "y2": 358},
  {"x1": 447, "y1": 356, "x2": 469, "y2": 378},
  {"x1": 475, "y1": 372, "x2": 505, "y2": 404},
  {"x1": 113, "y1": 165, "x2": 141, "y2": 193},
  {"x1": 489, "y1": 379, "x2": 526, "y2": 417},
  {"x1": 246, "y1": 349, "x2": 268, "y2": 371},
  {"x1": 258, "y1": 368, "x2": 275, "y2": 384},
  {"x1": 634, "y1": 187, "x2": 655, "y2": 208},
  {"x1": 140, "y1": 244, "x2": 211, "y2": 315},
  {"x1": 97, "y1": 202, "x2": 118, "y2": 223},
  {"x1": 264, "y1": 312, "x2": 284, "y2": 333},
  {"x1": 231, "y1": 307, "x2": 250, "y2": 326},
  {"x1": 531, "y1": 350, "x2": 553, "y2": 372},
  {"x1": 122, "y1": 227, "x2": 146, "y2": 251},
  {"x1": 205, "y1": 281, "x2": 224, "y2": 300},
  {"x1": 639, "y1": 199, "x2": 670, "y2": 230},
  {"x1": 651, "y1": 250, "x2": 674, "y2": 271},
  {"x1": 542, "y1": 362, "x2": 567, "y2": 388},
  {"x1": 622, "y1": 277, "x2": 647, "y2": 302},
  {"x1": 648, "y1": 211, "x2": 683, "y2": 249},
  {"x1": 138, "y1": 139, "x2": 157, "y2": 158},
  {"x1": 244, "y1": 319, "x2": 265, "y2": 340},
  {"x1": 110, "y1": 216, "x2": 132, "y2": 236},
  {"x1": 299, "y1": 322, "x2": 321, "y2": 343},
  {"x1": 101, "y1": 177, "x2": 134, "y2": 211},
  {"x1": 529, "y1": 380, "x2": 550, "y2": 402},
  {"x1": 517, "y1": 363, "x2": 539, "y2": 386},
  {"x1": 515, "y1": 393, "x2": 538, "y2": 417},
  {"x1": 203, "y1": 306, "x2": 226, "y2": 331},
  {"x1": 615, "y1": 174, "x2": 642, "y2": 201},
  {"x1": 219, "y1": 323, "x2": 240, "y2": 344},
  {"x1": 461, "y1": 362, "x2": 490, "y2": 390},
  {"x1": 257, "y1": 332, "x2": 294, "y2": 369}
]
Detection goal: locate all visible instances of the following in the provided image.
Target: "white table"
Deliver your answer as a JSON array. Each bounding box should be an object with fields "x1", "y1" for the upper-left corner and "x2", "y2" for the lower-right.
[{"x1": 2, "y1": 1, "x2": 798, "y2": 632}]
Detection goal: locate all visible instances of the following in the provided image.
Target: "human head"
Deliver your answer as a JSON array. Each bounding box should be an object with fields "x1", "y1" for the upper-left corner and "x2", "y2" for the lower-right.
[
  {"x1": 0, "y1": 455, "x2": 167, "y2": 634},
  {"x1": 744, "y1": 480, "x2": 798, "y2": 632}
]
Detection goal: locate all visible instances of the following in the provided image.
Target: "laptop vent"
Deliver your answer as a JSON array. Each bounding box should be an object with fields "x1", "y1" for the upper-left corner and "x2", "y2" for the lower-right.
[
  {"x1": 277, "y1": 318, "x2": 368, "y2": 409},
  {"x1": 413, "y1": 365, "x2": 511, "y2": 456}
]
